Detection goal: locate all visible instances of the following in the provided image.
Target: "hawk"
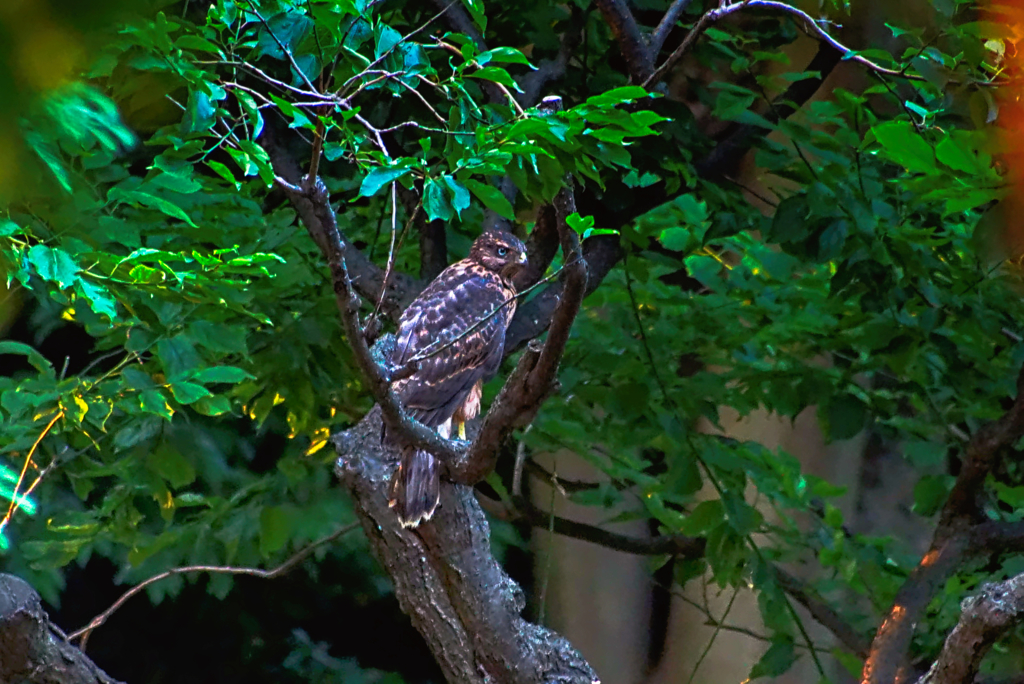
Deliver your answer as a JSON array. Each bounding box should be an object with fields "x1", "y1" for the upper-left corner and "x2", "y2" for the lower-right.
[{"x1": 387, "y1": 230, "x2": 528, "y2": 528}]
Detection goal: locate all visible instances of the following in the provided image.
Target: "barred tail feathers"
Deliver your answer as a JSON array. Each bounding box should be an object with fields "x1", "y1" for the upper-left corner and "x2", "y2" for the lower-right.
[{"x1": 390, "y1": 449, "x2": 440, "y2": 528}]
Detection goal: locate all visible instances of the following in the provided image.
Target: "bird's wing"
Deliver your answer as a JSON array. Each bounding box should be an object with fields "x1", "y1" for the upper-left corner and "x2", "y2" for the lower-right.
[{"x1": 391, "y1": 262, "x2": 513, "y2": 427}]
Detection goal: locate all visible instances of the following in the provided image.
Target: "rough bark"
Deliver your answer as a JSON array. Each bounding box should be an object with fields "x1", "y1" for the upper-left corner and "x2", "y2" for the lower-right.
[
  {"x1": 0, "y1": 573, "x2": 120, "y2": 684},
  {"x1": 917, "y1": 572, "x2": 1024, "y2": 684},
  {"x1": 333, "y1": 408, "x2": 599, "y2": 684}
]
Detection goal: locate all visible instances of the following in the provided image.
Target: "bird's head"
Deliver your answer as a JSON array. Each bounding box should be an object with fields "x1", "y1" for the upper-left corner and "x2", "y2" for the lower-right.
[{"x1": 470, "y1": 230, "x2": 528, "y2": 280}]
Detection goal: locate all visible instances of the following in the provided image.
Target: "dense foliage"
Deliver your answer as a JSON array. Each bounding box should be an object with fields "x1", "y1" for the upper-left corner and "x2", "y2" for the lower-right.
[{"x1": 0, "y1": 0, "x2": 1020, "y2": 681}]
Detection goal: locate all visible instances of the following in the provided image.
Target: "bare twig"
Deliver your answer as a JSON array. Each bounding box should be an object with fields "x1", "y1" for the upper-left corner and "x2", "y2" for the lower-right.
[
  {"x1": 0, "y1": 411, "x2": 62, "y2": 537},
  {"x1": 69, "y1": 522, "x2": 360, "y2": 650},
  {"x1": 477, "y1": 492, "x2": 706, "y2": 558},
  {"x1": 643, "y1": 0, "x2": 927, "y2": 88}
]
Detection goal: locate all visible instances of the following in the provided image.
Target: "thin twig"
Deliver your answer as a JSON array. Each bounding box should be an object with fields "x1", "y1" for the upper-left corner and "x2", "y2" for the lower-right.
[
  {"x1": 372, "y1": 184, "x2": 401, "y2": 321},
  {"x1": 68, "y1": 522, "x2": 360, "y2": 650},
  {"x1": 644, "y1": 0, "x2": 928, "y2": 88},
  {"x1": 0, "y1": 411, "x2": 62, "y2": 536},
  {"x1": 246, "y1": 2, "x2": 320, "y2": 94}
]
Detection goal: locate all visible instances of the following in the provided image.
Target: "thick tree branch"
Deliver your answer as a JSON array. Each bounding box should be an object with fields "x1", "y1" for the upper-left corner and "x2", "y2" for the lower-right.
[
  {"x1": 506, "y1": 232, "x2": 621, "y2": 353},
  {"x1": 454, "y1": 167, "x2": 588, "y2": 484},
  {"x1": 0, "y1": 573, "x2": 120, "y2": 684},
  {"x1": 695, "y1": 42, "x2": 842, "y2": 180},
  {"x1": 917, "y1": 572, "x2": 1024, "y2": 684},
  {"x1": 775, "y1": 568, "x2": 872, "y2": 658},
  {"x1": 263, "y1": 125, "x2": 418, "y2": 320},
  {"x1": 864, "y1": 369, "x2": 1024, "y2": 684},
  {"x1": 593, "y1": 0, "x2": 655, "y2": 84},
  {"x1": 650, "y1": 0, "x2": 695, "y2": 57},
  {"x1": 333, "y1": 409, "x2": 598, "y2": 684}
]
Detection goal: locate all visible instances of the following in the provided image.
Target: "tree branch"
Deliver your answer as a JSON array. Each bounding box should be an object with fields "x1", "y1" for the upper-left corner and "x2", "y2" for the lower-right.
[
  {"x1": 454, "y1": 149, "x2": 588, "y2": 484},
  {"x1": 333, "y1": 408, "x2": 598, "y2": 684},
  {"x1": 695, "y1": 42, "x2": 842, "y2": 180},
  {"x1": 775, "y1": 568, "x2": 871, "y2": 658},
  {"x1": 650, "y1": 0, "x2": 695, "y2": 57},
  {"x1": 864, "y1": 368, "x2": 1024, "y2": 684},
  {"x1": 262, "y1": 125, "x2": 419, "y2": 320},
  {"x1": 593, "y1": 0, "x2": 655, "y2": 84},
  {"x1": 0, "y1": 573, "x2": 120, "y2": 684},
  {"x1": 67, "y1": 523, "x2": 360, "y2": 650},
  {"x1": 643, "y1": 0, "x2": 927, "y2": 89},
  {"x1": 917, "y1": 572, "x2": 1024, "y2": 684}
]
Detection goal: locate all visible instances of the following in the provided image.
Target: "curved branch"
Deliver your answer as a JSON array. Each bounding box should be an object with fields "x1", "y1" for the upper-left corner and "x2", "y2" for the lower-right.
[
  {"x1": 67, "y1": 523, "x2": 360, "y2": 650},
  {"x1": 864, "y1": 368, "x2": 1024, "y2": 684},
  {"x1": 262, "y1": 125, "x2": 419, "y2": 319},
  {"x1": 643, "y1": 0, "x2": 927, "y2": 89}
]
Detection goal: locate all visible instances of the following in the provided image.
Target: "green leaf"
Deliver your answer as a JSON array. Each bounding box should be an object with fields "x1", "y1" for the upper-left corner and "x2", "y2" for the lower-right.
[
  {"x1": 935, "y1": 135, "x2": 988, "y2": 175},
  {"x1": 193, "y1": 395, "x2": 232, "y2": 416},
  {"x1": 565, "y1": 213, "x2": 594, "y2": 236},
  {"x1": 27, "y1": 245, "x2": 80, "y2": 289},
  {"x1": 156, "y1": 337, "x2": 202, "y2": 381},
  {"x1": 659, "y1": 227, "x2": 692, "y2": 252},
  {"x1": 749, "y1": 640, "x2": 796, "y2": 679},
  {"x1": 0, "y1": 220, "x2": 23, "y2": 237},
  {"x1": 76, "y1": 280, "x2": 118, "y2": 320},
  {"x1": 424, "y1": 177, "x2": 453, "y2": 221},
  {"x1": 464, "y1": 179, "x2": 514, "y2": 219},
  {"x1": 913, "y1": 475, "x2": 950, "y2": 516},
  {"x1": 169, "y1": 382, "x2": 212, "y2": 404},
  {"x1": 469, "y1": 66, "x2": 521, "y2": 91},
  {"x1": 476, "y1": 46, "x2": 533, "y2": 67},
  {"x1": 0, "y1": 341, "x2": 53, "y2": 374},
  {"x1": 585, "y1": 86, "x2": 649, "y2": 107},
  {"x1": 359, "y1": 166, "x2": 412, "y2": 197},
  {"x1": 443, "y1": 176, "x2": 471, "y2": 218},
  {"x1": 192, "y1": 366, "x2": 254, "y2": 384},
  {"x1": 680, "y1": 499, "x2": 724, "y2": 536},
  {"x1": 259, "y1": 506, "x2": 292, "y2": 556},
  {"x1": 871, "y1": 121, "x2": 936, "y2": 174},
  {"x1": 108, "y1": 188, "x2": 197, "y2": 227},
  {"x1": 824, "y1": 394, "x2": 866, "y2": 440},
  {"x1": 140, "y1": 389, "x2": 174, "y2": 421},
  {"x1": 148, "y1": 446, "x2": 196, "y2": 488}
]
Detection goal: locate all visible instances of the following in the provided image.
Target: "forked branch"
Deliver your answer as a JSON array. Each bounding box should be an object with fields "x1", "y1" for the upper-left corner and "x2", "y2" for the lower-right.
[{"x1": 863, "y1": 368, "x2": 1024, "y2": 684}]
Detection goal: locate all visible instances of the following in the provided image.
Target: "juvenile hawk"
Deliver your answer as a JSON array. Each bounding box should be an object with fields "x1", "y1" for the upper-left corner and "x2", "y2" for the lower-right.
[{"x1": 388, "y1": 230, "x2": 528, "y2": 527}]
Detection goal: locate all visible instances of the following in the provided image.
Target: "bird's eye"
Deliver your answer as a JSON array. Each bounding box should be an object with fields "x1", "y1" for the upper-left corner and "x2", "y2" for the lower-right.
[{"x1": 497, "y1": 247, "x2": 508, "y2": 256}]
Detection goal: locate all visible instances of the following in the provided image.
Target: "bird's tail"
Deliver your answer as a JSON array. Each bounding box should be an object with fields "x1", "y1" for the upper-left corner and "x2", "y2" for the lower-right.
[{"x1": 389, "y1": 449, "x2": 440, "y2": 528}]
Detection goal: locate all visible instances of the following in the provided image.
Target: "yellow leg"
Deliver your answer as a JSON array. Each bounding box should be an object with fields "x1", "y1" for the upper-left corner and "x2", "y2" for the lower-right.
[{"x1": 457, "y1": 420, "x2": 466, "y2": 440}]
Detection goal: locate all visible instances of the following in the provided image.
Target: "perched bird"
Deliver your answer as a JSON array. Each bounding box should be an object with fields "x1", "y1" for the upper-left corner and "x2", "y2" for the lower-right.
[{"x1": 387, "y1": 230, "x2": 528, "y2": 528}]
